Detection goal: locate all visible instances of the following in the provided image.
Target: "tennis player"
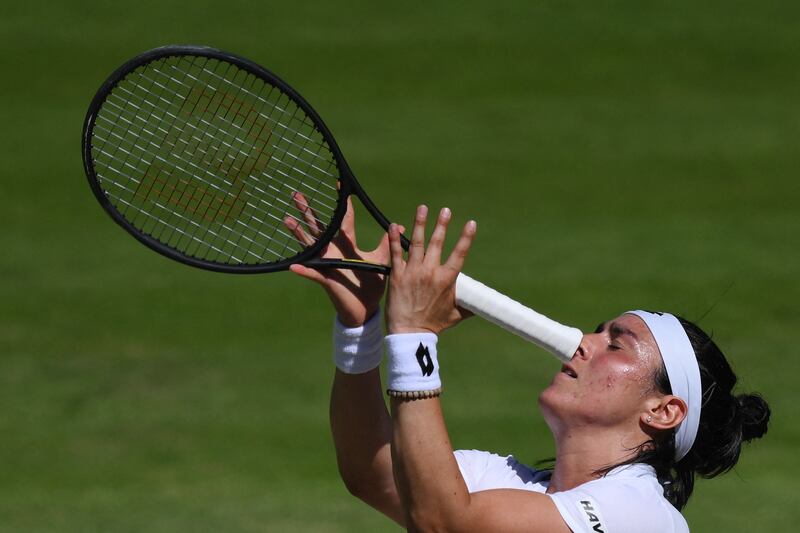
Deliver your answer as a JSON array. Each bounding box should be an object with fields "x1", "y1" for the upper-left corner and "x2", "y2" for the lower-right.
[{"x1": 290, "y1": 202, "x2": 770, "y2": 532}]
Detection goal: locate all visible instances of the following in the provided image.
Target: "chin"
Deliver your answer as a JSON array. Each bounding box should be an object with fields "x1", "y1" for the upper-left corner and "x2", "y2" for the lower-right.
[
  {"x1": 538, "y1": 378, "x2": 582, "y2": 434},
  {"x1": 538, "y1": 373, "x2": 568, "y2": 407},
  {"x1": 538, "y1": 384, "x2": 560, "y2": 425}
]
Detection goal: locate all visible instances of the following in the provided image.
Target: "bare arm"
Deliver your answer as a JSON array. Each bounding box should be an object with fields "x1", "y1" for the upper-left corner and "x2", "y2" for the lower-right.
[
  {"x1": 385, "y1": 207, "x2": 570, "y2": 532},
  {"x1": 390, "y1": 398, "x2": 569, "y2": 532},
  {"x1": 330, "y1": 368, "x2": 403, "y2": 524},
  {"x1": 287, "y1": 194, "x2": 404, "y2": 524}
]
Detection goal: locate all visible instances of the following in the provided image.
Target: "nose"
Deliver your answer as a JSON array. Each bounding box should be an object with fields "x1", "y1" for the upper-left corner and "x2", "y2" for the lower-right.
[{"x1": 573, "y1": 333, "x2": 598, "y2": 361}]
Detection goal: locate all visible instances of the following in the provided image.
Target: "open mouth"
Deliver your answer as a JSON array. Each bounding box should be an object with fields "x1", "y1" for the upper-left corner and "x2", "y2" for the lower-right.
[{"x1": 561, "y1": 364, "x2": 578, "y2": 379}]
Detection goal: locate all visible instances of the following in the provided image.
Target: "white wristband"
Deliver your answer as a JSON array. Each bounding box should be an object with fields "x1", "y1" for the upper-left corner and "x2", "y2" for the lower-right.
[
  {"x1": 385, "y1": 332, "x2": 441, "y2": 392},
  {"x1": 332, "y1": 311, "x2": 383, "y2": 374}
]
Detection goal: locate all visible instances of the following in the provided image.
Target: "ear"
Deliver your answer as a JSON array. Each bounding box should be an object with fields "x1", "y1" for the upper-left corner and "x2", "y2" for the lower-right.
[{"x1": 641, "y1": 395, "x2": 687, "y2": 431}]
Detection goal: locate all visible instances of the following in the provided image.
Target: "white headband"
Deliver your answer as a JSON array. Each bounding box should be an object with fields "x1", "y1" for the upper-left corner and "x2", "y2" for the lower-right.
[{"x1": 627, "y1": 310, "x2": 701, "y2": 461}]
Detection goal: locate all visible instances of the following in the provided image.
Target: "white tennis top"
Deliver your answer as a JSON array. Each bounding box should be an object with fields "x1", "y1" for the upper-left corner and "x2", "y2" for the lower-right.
[{"x1": 455, "y1": 449, "x2": 689, "y2": 533}]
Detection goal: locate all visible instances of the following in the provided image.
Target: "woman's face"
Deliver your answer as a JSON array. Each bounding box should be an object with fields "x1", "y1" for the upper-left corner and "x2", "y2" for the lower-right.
[{"x1": 538, "y1": 313, "x2": 663, "y2": 434}]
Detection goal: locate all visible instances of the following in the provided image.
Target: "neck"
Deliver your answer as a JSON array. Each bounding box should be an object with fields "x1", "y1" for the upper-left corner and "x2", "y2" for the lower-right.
[{"x1": 546, "y1": 424, "x2": 646, "y2": 493}]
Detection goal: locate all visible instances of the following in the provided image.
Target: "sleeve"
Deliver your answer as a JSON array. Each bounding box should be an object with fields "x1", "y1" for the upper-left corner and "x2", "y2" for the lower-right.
[
  {"x1": 454, "y1": 449, "x2": 494, "y2": 493},
  {"x1": 453, "y1": 449, "x2": 515, "y2": 493},
  {"x1": 547, "y1": 479, "x2": 689, "y2": 533},
  {"x1": 454, "y1": 449, "x2": 549, "y2": 493}
]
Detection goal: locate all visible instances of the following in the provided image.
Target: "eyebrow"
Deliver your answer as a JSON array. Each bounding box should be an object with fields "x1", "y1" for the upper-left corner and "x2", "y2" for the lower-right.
[
  {"x1": 594, "y1": 321, "x2": 639, "y2": 341},
  {"x1": 610, "y1": 322, "x2": 639, "y2": 341}
]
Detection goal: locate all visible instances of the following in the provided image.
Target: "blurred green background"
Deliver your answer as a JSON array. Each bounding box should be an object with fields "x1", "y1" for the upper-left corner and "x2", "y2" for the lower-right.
[{"x1": 0, "y1": 1, "x2": 796, "y2": 531}]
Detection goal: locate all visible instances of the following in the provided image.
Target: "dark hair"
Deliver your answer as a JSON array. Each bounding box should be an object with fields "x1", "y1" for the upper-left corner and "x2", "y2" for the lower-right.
[{"x1": 601, "y1": 316, "x2": 770, "y2": 510}]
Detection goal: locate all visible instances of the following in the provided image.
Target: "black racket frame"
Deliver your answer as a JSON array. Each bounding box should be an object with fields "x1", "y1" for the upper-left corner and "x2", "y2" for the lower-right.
[{"x1": 83, "y1": 45, "x2": 407, "y2": 275}]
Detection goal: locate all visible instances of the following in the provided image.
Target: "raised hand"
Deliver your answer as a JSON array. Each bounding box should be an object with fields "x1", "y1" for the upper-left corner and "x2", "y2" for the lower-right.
[
  {"x1": 285, "y1": 192, "x2": 396, "y2": 327},
  {"x1": 386, "y1": 205, "x2": 476, "y2": 335}
]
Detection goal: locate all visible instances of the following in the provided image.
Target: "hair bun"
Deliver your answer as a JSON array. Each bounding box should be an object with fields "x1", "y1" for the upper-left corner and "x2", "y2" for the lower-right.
[{"x1": 735, "y1": 393, "x2": 770, "y2": 441}]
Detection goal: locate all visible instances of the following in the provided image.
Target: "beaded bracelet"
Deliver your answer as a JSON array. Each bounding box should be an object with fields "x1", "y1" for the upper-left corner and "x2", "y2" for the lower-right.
[{"x1": 386, "y1": 387, "x2": 443, "y2": 400}]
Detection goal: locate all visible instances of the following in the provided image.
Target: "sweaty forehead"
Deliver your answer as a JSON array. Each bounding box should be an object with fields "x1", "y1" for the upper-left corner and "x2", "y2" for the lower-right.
[{"x1": 616, "y1": 313, "x2": 661, "y2": 357}]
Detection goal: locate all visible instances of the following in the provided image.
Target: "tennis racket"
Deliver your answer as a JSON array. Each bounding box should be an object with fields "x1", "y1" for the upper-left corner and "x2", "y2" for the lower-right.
[{"x1": 81, "y1": 45, "x2": 581, "y2": 362}]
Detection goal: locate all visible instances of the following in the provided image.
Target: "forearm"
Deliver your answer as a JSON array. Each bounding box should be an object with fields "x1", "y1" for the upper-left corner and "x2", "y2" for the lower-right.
[
  {"x1": 384, "y1": 336, "x2": 568, "y2": 533},
  {"x1": 330, "y1": 369, "x2": 402, "y2": 520},
  {"x1": 285, "y1": 196, "x2": 403, "y2": 521},
  {"x1": 383, "y1": 331, "x2": 473, "y2": 531},
  {"x1": 390, "y1": 397, "x2": 471, "y2": 530},
  {"x1": 329, "y1": 314, "x2": 404, "y2": 524}
]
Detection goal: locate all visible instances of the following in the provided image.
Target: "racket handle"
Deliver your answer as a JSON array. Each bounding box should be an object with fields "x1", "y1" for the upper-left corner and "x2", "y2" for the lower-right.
[{"x1": 455, "y1": 273, "x2": 582, "y2": 363}]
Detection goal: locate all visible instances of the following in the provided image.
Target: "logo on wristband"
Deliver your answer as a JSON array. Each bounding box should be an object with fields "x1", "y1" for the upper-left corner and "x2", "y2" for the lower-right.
[{"x1": 415, "y1": 343, "x2": 434, "y2": 376}]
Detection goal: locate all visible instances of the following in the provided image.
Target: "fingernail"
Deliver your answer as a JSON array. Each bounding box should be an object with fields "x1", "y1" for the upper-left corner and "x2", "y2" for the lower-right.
[
  {"x1": 441, "y1": 207, "x2": 451, "y2": 220},
  {"x1": 285, "y1": 216, "x2": 297, "y2": 229},
  {"x1": 467, "y1": 220, "x2": 477, "y2": 232},
  {"x1": 417, "y1": 205, "x2": 428, "y2": 217}
]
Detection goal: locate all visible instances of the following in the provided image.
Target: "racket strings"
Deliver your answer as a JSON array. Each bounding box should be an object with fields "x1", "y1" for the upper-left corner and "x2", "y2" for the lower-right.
[
  {"x1": 93, "y1": 125, "x2": 302, "y2": 262},
  {"x1": 160, "y1": 60, "x2": 340, "y2": 201},
  {"x1": 120, "y1": 63, "x2": 339, "y2": 225},
  {"x1": 141, "y1": 58, "x2": 301, "y2": 256},
  {"x1": 93, "y1": 127, "x2": 302, "y2": 264},
  {"x1": 105, "y1": 188, "x2": 276, "y2": 263},
  {"x1": 179, "y1": 56, "x2": 340, "y2": 194},
  {"x1": 97, "y1": 111, "x2": 300, "y2": 266},
  {"x1": 95, "y1": 61, "x2": 275, "y2": 262},
  {"x1": 127, "y1": 57, "x2": 227, "y2": 247},
  {"x1": 91, "y1": 54, "x2": 341, "y2": 265},
  {"x1": 152, "y1": 58, "x2": 248, "y2": 250},
  {"x1": 99, "y1": 68, "x2": 339, "y2": 212},
  {"x1": 95, "y1": 67, "x2": 293, "y2": 265},
  {"x1": 98, "y1": 107, "x2": 323, "y2": 251},
  {"x1": 99, "y1": 58, "x2": 323, "y2": 232},
  {"x1": 187, "y1": 60, "x2": 335, "y2": 158},
  {"x1": 92, "y1": 116, "x2": 304, "y2": 256}
]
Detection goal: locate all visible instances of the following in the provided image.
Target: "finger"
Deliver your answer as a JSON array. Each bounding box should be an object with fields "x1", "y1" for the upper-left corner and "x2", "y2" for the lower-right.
[
  {"x1": 408, "y1": 204, "x2": 428, "y2": 264},
  {"x1": 284, "y1": 215, "x2": 315, "y2": 247},
  {"x1": 340, "y1": 196, "x2": 357, "y2": 245},
  {"x1": 289, "y1": 263, "x2": 327, "y2": 285},
  {"x1": 388, "y1": 223, "x2": 405, "y2": 273},
  {"x1": 371, "y1": 224, "x2": 403, "y2": 264},
  {"x1": 444, "y1": 220, "x2": 477, "y2": 274},
  {"x1": 292, "y1": 191, "x2": 323, "y2": 237},
  {"x1": 424, "y1": 207, "x2": 451, "y2": 266}
]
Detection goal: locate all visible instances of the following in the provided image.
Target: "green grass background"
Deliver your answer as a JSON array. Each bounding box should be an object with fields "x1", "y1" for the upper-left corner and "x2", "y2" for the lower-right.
[{"x1": 1, "y1": 1, "x2": 797, "y2": 531}]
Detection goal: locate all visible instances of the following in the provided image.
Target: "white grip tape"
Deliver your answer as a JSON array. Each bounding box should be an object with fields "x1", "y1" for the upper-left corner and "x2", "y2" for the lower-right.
[{"x1": 455, "y1": 273, "x2": 582, "y2": 363}]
